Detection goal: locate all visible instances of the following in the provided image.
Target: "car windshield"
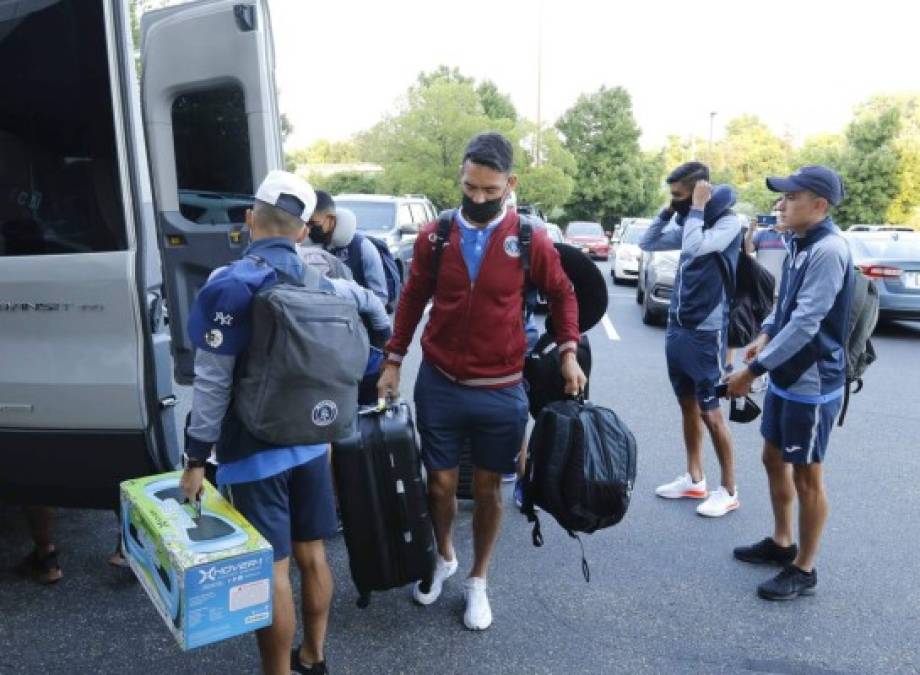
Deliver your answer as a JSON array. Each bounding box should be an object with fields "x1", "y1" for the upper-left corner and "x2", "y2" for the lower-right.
[
  {"x1": 848, "y1": 234, "x2": 920, "y2": 260},
  {"x1": 545, "y1": 225, "x2": 564, "y2": 243},
  {"x1": 622, "y1": 226, "x2": 648, "y2": 244},
  {"x1": 567, "y1": 222, "x2": 603, "y2": 237},
  {"x1": 335, "y1": 201, "x2": 396, "y2": 231}
]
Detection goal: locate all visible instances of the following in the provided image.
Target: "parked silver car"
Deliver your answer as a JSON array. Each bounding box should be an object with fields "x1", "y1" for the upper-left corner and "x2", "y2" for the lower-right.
[
  {"x1": 844, "y1": 231, "x2": 920, "y2": 322},
  {"x1": 636, "y1": 249, "x2": 679, "y2": 325}
]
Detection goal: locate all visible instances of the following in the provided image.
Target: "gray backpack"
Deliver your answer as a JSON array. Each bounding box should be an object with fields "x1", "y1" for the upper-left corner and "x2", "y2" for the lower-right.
[
  {"x1": 838, "y1": 270, "x2": 879, "y2": 426},
  {"x1": 233, "y1": 257, "x2": 369, "y2": 445}
]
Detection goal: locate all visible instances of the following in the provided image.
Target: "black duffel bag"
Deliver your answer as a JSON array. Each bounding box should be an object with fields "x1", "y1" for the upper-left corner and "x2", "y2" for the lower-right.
[{"x1": 523, "y1": 333, "x2": 592, "y2": 419}]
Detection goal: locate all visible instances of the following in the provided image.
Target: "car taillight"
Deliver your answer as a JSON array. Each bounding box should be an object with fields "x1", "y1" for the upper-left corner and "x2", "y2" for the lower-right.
[{"x1": 858, "y1": 264, "x2": 902, "y2": 279}]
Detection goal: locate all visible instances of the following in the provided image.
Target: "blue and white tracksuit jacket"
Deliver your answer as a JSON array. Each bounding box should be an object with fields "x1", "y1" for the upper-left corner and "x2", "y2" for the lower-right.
[{"x1": 749, "y1": 218, "x2": 854, "y2": 403}]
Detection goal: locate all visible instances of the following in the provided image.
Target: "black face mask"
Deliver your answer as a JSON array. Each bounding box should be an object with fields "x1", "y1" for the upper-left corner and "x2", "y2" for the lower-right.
[
  {"x1": 729, "y1": 395, "x2": 762, "y2": 424},
  {"x1": 462, "y1": 192, "x2": 505, "y2": 224},
  {"x1": 308, "y1": 224, "x2": 327, "y2": 245}
]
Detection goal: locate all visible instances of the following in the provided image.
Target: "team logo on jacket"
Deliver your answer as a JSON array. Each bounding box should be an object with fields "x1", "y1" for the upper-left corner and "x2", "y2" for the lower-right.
[
  {"x1": 312, "y1": 400, "x2": 338, "y2": 427},
  {"x1": 794, "y1": 251, "x2": 808, "y2": 269},
  {"x1": 503, "y1": 235, "x2": 521, "y2": 258},
  {"x1": 204, "y1": 329, "x2": 223, "y2": 349}
]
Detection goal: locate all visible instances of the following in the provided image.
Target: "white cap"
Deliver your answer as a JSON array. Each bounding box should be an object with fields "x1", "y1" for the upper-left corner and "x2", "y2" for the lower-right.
[{"x1": 255, "y1": 170, "x2": 317, "y2": 223}]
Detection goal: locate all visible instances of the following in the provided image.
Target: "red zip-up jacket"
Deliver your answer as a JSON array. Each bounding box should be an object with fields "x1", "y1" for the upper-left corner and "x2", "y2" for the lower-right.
[{"x1": 385, "y1": 211, "x2": 579, "y2": 387}]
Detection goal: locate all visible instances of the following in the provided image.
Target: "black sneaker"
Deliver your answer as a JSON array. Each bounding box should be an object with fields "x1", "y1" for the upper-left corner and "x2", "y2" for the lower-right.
[
  {"x1": 291, "y1": 647, "x2": 328, "y2": 675},
  {"x1": 757, "y1": 565, "x2": 817, "y2": 601},
  {"x1": 733, "y1": 537, "x2": 797, "y2": 565}
]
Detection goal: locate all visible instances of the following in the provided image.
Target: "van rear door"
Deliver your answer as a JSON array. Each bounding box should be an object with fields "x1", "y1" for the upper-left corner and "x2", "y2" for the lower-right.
[
  {"x1": 0, "y1": 0, "x2": 181, "y2": 508},
  {"x1": 141, "y1": 0, "x2": 283, "y2": 383}
]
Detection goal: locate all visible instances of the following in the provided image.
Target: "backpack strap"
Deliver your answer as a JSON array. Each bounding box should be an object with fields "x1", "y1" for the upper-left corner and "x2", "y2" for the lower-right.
[
  {"x1": 245, "y1": 253, "x2": 320, "y2": 290},
  {"x1": 430, "y1": 211, "x2": 454, "y2": 290}
]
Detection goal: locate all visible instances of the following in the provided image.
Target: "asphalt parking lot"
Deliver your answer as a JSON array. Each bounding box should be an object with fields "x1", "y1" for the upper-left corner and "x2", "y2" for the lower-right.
[{"x1": 2, "y1": 261, "x2": 919, "y2": 675}]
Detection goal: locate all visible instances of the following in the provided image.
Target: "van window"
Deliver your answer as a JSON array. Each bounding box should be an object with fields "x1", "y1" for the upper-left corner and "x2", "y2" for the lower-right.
[
  {"x1": 172, "y1": 86, "x2": 253, "y2": 224},
  {"x1": 0, "y1": 0, "x2": 127, "y2": 257}
]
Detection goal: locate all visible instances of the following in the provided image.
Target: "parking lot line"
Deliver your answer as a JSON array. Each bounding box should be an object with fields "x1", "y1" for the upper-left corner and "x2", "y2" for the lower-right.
[{"x1": 601, "y1": 314, "x2": 621, "y2": 341}]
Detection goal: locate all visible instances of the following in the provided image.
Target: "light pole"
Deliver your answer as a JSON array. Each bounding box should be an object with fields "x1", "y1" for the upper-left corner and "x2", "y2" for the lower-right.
[
  {"x1": 535, "y1": 0, "x2": 544, "y2": 166},
  {"x1": 708, "y1": 111, "x2": 717, "y2": 162}
]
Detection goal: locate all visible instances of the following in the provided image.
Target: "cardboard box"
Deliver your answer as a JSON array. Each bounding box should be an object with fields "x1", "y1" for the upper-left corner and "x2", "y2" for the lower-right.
[{"x1": 120, "y1": 472, "x2": 273, "y2": 650}]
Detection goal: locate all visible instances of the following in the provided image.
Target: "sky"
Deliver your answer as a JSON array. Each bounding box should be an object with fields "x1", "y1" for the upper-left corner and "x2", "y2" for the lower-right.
[{"x1": 268, "y1": 0, "x2": 918, "y2": 152}]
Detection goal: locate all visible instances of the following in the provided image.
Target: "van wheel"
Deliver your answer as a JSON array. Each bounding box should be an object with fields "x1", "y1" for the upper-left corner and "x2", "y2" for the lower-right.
[{"x1": 636, "y1": 284, "x2": 644, "y2": 305}]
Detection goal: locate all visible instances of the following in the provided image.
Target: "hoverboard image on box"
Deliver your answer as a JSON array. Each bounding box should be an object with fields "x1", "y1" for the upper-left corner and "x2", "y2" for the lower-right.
[{"x1": 143, "y1": 478, "x2": 249, "y2": 554}]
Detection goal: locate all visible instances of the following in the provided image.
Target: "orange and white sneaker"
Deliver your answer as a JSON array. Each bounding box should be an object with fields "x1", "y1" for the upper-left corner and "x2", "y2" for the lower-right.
[
  {"x1": 655, "y1": 473, "x2": 708, "y2": 499},
  {"x1": 696, "y1": 486, "x2": 739, "y2": 517}
]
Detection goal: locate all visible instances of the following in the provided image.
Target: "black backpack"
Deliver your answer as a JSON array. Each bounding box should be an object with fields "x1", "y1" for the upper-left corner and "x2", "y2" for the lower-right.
[
  {"x1": 838, "y1": 270, "x2": 879, "y2": 426},
  {"x1": 718, "y1": 251, "x2": 776, "y2": 348},
  {"x1": 523, "y1": 333, "x2": 592, "y2": 418},
  {"x1": 347, "y1": 233, "x2": 402, "y2": 312},
  {"x1": 521, "y1": 398, "x2": 637, "y2": 581}
]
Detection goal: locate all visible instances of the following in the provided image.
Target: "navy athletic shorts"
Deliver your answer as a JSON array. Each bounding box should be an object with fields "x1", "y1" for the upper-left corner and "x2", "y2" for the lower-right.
[
  {"x1": 761, "y1": 390, "x2": 842, "y2": 464},
  {"x1": 665, "y1": 324, "x2": 726, "y2": 412},
  {"x1": 414, "y1": 361, "x2": 528, "y2": 475},
  {"x1": 223, "y1": 454, "x2": 337, "y2": 561}
]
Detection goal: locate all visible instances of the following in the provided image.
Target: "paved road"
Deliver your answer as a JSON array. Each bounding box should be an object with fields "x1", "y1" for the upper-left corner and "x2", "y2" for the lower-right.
[{"x1": 2, "y1": 262, "x2": 919, "y2": 674}]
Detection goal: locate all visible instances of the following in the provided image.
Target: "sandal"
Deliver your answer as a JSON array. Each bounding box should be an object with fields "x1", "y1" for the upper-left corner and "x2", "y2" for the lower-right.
[
  {"x1": 108, "y1": 541, "x2": 129, "y2": 568},
  {"x1": 16, "y1": 548, "x2": 63, "y2": 584},
  {"x1": 291, "y1": 646, "x2": 327, "y2": 675}
]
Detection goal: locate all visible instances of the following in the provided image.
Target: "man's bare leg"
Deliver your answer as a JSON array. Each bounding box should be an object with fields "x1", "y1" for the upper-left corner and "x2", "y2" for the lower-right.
[{"x1": 293, "y1": 540, "x2": 333, "y2": 668}]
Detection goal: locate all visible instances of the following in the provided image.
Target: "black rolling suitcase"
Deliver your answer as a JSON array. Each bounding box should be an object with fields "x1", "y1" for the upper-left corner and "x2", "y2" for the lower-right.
[{"x1": 331, "y1": 402, "x2": 435, "y2": 607}]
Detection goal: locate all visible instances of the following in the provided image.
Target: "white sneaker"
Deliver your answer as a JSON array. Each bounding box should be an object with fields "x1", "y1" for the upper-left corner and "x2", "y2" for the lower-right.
[
  {"x1": 463, "y1": 577, "x2": 492, "y2": 630},
  {"x1": 696, "y1": 486, "x2": 739, "y2": 517},
  {"x1": 655, "y1": 473, "x2": 708, "y2": 499},
  {"x1": 412, "y1": 554, "x2": 458, "y2": 605}
]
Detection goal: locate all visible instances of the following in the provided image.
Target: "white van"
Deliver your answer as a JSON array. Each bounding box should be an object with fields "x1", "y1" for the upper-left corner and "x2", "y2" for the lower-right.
[{"x1": 0, "y1": 0, "x2": 282, "y2": 508}]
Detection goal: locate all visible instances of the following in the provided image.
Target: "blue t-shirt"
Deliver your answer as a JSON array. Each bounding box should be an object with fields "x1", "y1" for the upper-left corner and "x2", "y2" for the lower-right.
[{"x1": 455, "y1": 207, "x2": 506, "y2": 282}]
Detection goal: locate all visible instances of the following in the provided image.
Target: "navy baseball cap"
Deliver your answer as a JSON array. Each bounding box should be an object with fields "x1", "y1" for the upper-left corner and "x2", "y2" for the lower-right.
[{"x1": 765, "y1": 165, "x2": 845, "y2": 206}]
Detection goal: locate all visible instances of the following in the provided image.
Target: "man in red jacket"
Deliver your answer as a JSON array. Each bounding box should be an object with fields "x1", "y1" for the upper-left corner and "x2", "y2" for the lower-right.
[{"x1": 378, "y1": 132, "x2": 585, "y2": 631}]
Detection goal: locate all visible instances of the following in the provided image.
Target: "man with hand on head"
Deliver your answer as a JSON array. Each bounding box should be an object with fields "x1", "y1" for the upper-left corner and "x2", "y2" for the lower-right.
[{"x1": 640, "y1": 162, "x2": 744, "y2": 518}]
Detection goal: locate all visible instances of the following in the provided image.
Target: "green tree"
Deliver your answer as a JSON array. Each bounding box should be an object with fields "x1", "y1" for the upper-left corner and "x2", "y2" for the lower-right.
[
  {"x1": 857, "y1": 95, "x2": 920, "y2": 226},
  {"x1": 359, "y1": 72, "x2": 515, "y2": 208},
  {"x1": 515, "y1": 124, "x2": 576, "y2": 215},
  {"x1": 556, "y1": 86, "x2": 659, "y2": 226},
  {"x1": 716, "y1": 115, "x2": 791, "y2": 211},
  {"x1": 477, "y1": 80, "x2": 518, "y2": 122},
  {"x1": 836, "y1": 106, "x2": 901, "y2": 226},
  {"x1": 793, "y1": 133, "x2": 846, "y2": 169},
  {"x1": 415, "y1": 65, "x2": 473, "y2": 89},
  {"x1": 308, "y1": 172, "x2": 380, "y2": 195}
]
